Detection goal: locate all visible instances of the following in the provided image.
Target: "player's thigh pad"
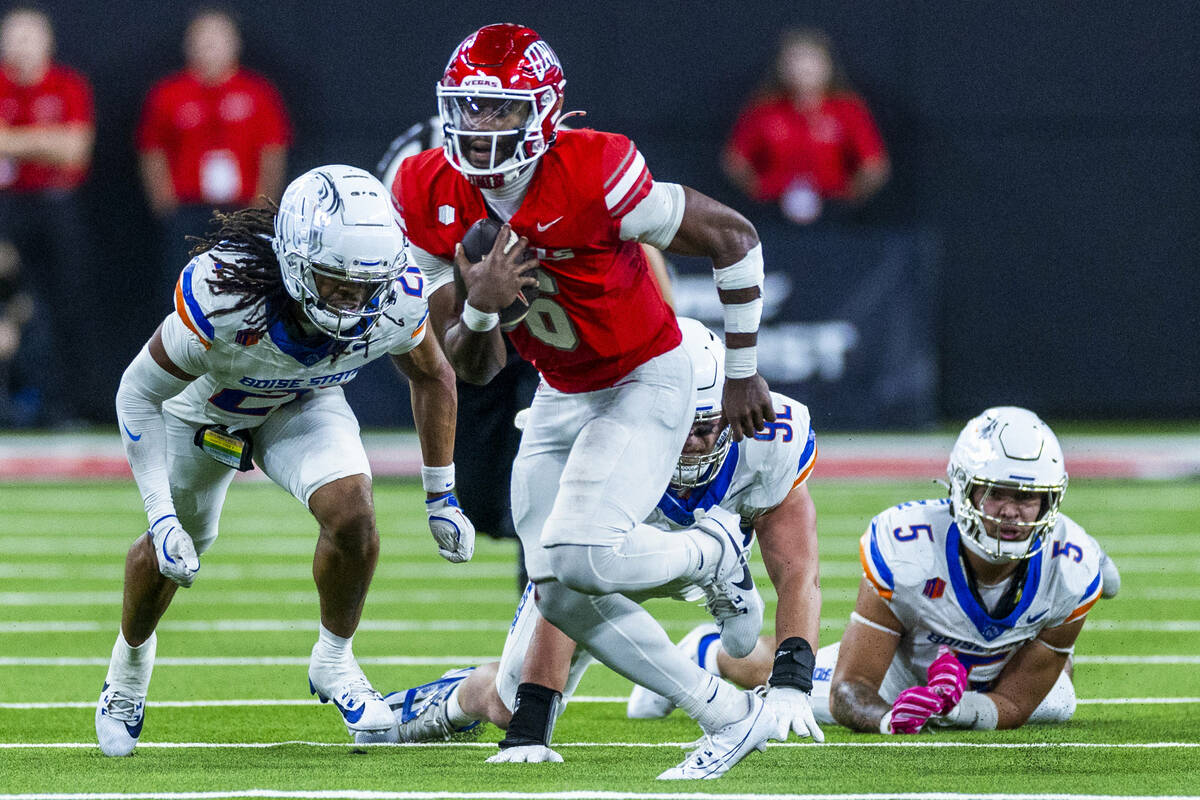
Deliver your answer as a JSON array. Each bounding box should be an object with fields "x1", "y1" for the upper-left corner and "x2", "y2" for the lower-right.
[
  {"x1": 538, "y1": 346, "x2": 694, "y2": 551},
  {"x1": 164, "y1": 413, "x2": 237, "y2": 555},
  {"x1": 808, "y1": 641, "x2": 841, "y2": 726},
  {"x1": 254, "y1": 388, "x2": 372, "y2": 507}
]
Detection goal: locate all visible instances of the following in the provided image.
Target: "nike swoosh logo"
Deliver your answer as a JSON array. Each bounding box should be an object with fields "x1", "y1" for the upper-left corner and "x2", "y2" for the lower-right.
[
  {"x1": 122, "y1": 423, "x2": 142, "y2": 442},
  {"x1": 333, "y1": 696, "x2": 366, "y2": 724},
  {"x1": 734, "y1": 564, "x2": 755, "y2": 591},
  {"x1": 125, "y1": 714, "x2": 144, "y2": 738},
  {"x1": 536, "y1": 216, "x2": 564, "y2": 232},
  {"x1": 1026, "y1": 609, "x2": 1049, "y2": 624}
]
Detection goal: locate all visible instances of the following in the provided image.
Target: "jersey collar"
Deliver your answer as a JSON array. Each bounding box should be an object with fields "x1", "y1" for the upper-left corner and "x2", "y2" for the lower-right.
[
  {"x1": 945, "y1": 522, "x2": 1043, "y2": 642},
  {"x1": 656, "y1": 441, "x2": 741, "y2": 527}
]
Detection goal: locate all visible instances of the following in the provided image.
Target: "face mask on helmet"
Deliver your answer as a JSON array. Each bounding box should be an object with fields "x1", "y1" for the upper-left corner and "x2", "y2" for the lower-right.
[
  {"x1": 438, "y1": 24, "x2": 565, "y2": 188},
  {"x1": 671, "y1": 318, "x2": 732, "y2": 491},
  {"x1": 273, "y1": 165, "x2": 409, "y2": 341},
  {"x1": 947, "y1": 407, "x2": 1068, "y2": 563}
]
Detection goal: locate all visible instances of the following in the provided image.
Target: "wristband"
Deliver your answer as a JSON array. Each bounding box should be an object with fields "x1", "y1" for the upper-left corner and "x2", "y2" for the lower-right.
[
  {"x1": 420, "y1": 463, "x2": 455, "y2": 494},
  {"x1": 498, "y1": 682, "x2": 563, "y2": 749},
  {"x1": 943, "y1": 691, "x2": 999, "y2": 730},
  {"x1": 767, "y1": 636, "x2": 815, "y2": 692},
  {"x1": 461, "y1": 302, "x2": 499, "y2": 332},
  {"x1": 724, "y1": 345, "x2": 758, "y2": 379},
  {"x1": 722, "y1": 297, "x2": 762, "y2": 335}
]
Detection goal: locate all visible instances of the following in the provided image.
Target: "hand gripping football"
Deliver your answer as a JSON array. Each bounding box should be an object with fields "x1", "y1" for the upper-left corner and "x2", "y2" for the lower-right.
[{"x1": 455, "y1": 218, "x2": 540, "y2": 329}]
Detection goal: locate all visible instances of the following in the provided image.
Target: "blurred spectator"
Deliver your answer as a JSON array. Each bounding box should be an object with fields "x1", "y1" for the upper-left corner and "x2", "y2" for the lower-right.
[
  {"x1": 724, "y1": 28, "x2": 889, "y2": 225},
  {"x1": 0, "y1": 5, "x2": 95, "y2": 425},
  {"x1": 0, "y1": 240, "x2": 45, "y2": 426},
  {"x1": 137, "y1": 7, "x2": 290, "y2": 301}
]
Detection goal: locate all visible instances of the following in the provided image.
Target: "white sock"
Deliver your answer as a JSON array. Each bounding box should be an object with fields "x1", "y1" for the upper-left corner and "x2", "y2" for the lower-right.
[
  {"x1": 445, "y1": 685, "x2": 475, "y2": 728},
  {"x1": 678, "y1": 675, "x2": 748, "y2": 733},
  {"x1": 312, "y1": 624, "x2": 354, "y2": 667},
  {"x1": 105, "y1": 631, "x2": 157, "y2": 696}
]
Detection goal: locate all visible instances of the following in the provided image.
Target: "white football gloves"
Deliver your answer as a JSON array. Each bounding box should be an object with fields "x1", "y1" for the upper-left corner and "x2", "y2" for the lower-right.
[
  {"x1": 485, "y1": 744, "x2": 564, "y2": 764},
  {"x1": 425, "y1": 493, "x2": 476, "y2": 563},
  {"x1": 763, "y1": 686, "x2": 825, "y2": 742},
  {"x1": 148, "y1": 515, "x2": 199, "y2": 588}
]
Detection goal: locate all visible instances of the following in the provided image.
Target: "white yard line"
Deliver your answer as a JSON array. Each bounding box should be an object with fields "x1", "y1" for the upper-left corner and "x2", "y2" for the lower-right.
[
  {"x1": 6, "y1": 619, "x2": 1199, "y2": 636},
  {"x1": 0, "y1": 791, "x2": 1199, "y2": 800},
  {"x1": 1, "y1": 791, "x2": 1199, "y2": 800},
  {"x1": 2, "y1": 654, "x2": 1198, "y2": 667},
  {"x1": 1, "y1": 740, "x2": 1198, "y2": 750},
  {"x1": 0, "y1": 620, "x2": 512, "y2": 634},
  {"x1": 3, "y1": 696, "x2": 1199, "y2": 710}
]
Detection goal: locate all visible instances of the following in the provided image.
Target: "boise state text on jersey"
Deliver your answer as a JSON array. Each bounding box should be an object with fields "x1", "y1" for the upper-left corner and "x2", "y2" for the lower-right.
[{"x1": 160, "y1": 249, "x2": 429, "y2": 428}]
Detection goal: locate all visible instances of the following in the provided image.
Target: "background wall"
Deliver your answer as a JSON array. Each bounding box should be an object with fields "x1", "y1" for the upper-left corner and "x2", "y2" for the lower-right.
[{"x1": 45, "y1": 0, "x2": 1200, "y2": 425}]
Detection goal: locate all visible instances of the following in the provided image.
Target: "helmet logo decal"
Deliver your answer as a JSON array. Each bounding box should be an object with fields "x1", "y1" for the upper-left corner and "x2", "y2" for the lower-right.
[{"x1": 523, "y1": 40, "x2": 560, "y2": 81}]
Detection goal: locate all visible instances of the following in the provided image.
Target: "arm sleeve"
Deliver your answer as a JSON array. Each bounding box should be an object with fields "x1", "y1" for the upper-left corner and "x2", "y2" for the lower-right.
[
  {"x1": 618, "y1": 181, "x2": 686, "y2": 249},
  {"x1": 409, "y1": 242, "x2": 456, "y2": 296},
  {"x1": 114, "y1": 339, "x2": 196, "y2": 527}
]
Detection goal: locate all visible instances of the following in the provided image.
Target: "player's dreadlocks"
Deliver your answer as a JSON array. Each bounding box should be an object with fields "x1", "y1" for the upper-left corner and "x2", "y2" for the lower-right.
[{"x1": 191, "y1": 204, "x2": 287, "y2": 334}]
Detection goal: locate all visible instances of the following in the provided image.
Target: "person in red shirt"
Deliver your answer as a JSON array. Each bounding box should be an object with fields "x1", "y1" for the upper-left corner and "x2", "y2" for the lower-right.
[
  {"x1": 0, "y1": 6, "x2": 95, "y2": 424},
  {"x1": 395, "y1": 24, "x2": 792, "y2": 780},
  {"x1": 724, "y1": 29, "x2": 889, "y2": 225},
  {"x1": 137, "y1": 8, "x2": 291, "y2": 303}
]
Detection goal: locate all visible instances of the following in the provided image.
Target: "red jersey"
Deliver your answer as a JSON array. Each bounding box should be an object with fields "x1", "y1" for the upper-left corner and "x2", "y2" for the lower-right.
[
  {"x1": 136, "y1": 68, "x2": 291, "y2": 206},
  {"x1": 0, "y1": 64, "x2": 93, "y2": 191},
  {"x1": 726, "y1": 93, "x2": 886, "y2": 202},
  {"x1": 396, "y1": 129, "x2": 680, "y2": 393}
]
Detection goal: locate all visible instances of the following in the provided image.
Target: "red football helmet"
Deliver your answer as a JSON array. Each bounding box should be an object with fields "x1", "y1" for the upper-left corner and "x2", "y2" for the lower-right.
[{"x1": 437, "y1": 23, "x2": 566, "y2": 188}]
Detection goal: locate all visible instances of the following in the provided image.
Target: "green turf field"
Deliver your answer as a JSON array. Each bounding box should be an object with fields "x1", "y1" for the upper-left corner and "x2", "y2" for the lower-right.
[{"x1": 1, "y1": 478, "x2": 1197, "y2": 799}]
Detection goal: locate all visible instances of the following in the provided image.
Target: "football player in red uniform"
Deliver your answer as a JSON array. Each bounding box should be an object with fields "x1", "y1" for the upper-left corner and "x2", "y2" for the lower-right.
[{"x1": 394, "y1": 24, "x2": 781, "y2": 779}]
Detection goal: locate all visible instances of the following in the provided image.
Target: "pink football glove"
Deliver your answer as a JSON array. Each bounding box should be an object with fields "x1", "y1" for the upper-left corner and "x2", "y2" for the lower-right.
[
  {"x1": 888, "y1": 686, "x2": 944, "y2": 734},
  {"x1": 926, "y1": 645, "x2": 968, "y2": 713}
]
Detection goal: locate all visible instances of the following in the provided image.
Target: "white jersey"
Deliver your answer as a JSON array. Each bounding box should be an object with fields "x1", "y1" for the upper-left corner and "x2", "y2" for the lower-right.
[
  {"x1": 159, "y1": 248, "x2": 430, "y2": 429},
  {"x1": 858, "y1": 498, "x2": 1103, "y2": 690},
  {"x1": 645, "y1": 392, "x2": 817, "y2": 531}
]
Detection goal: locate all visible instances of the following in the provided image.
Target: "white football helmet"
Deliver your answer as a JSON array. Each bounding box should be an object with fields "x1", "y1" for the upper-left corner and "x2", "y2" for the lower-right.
[
  {"x1": 671, "y1": 318, "x2": 732, "y2": 491},
  {"x1": 273, "y1": 165, "x2": 409, "y2": 340},
  {"x1": 947, "y1": 406, "x2": 1068, "y2": 563}
]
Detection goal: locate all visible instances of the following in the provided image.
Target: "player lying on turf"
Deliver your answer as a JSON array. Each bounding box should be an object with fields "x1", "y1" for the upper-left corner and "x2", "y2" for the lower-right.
[
  {"x1": 817, "y1": 406, "x2": 1115, "y2": 733},
  {"x1": 95, "y1": 165, "x2": 475, "y2": 756},
  {"x1": 375, "y1": 318, "x2": 825, "y2": 760}
]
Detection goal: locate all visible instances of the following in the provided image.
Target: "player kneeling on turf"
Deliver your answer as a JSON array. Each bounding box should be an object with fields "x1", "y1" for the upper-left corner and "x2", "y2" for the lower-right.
[{"x1": 95, "y1": 165, "x2": 474, "y2": 756}]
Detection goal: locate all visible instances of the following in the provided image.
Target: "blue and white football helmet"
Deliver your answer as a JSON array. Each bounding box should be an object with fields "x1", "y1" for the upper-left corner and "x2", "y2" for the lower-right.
[
  {"x1": 671, "y1": 318, "x2": 733, "y2": 491},
  {"x1": 273, "y1": 165, "x2": 410, "y2": 340},
  {"x1": 947, "y1": 406, "x2": 1068, "y2": 563}
]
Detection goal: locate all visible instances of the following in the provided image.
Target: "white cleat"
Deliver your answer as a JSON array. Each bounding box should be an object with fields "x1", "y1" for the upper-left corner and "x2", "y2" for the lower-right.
[
  {"x1": 308, "y1": 655, "x2": 397, "y2": 744},
  {"x1": 95, "y1": 681, "x2": 145, "y2": 757},
  {"x1": 693, "y1": 508, "x2": 763, "y2": 659},
  {"x1": 657, "y1": 690, "x2": 776, "y2": 780},
  {"x1": 628, "y1": 623, "x2": 722, "y2": 719},
  {"x1": 1099, "y1": 550, "x2": 1121, "y2": 599},
  {"x1": 384, "y1": 667, "x2": 482, "y2": 743}
]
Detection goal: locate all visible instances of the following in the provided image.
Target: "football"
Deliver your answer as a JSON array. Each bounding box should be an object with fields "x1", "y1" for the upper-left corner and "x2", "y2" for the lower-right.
[{"x1": 455, "y1": 217, "x2": 540, "y2": 329}]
